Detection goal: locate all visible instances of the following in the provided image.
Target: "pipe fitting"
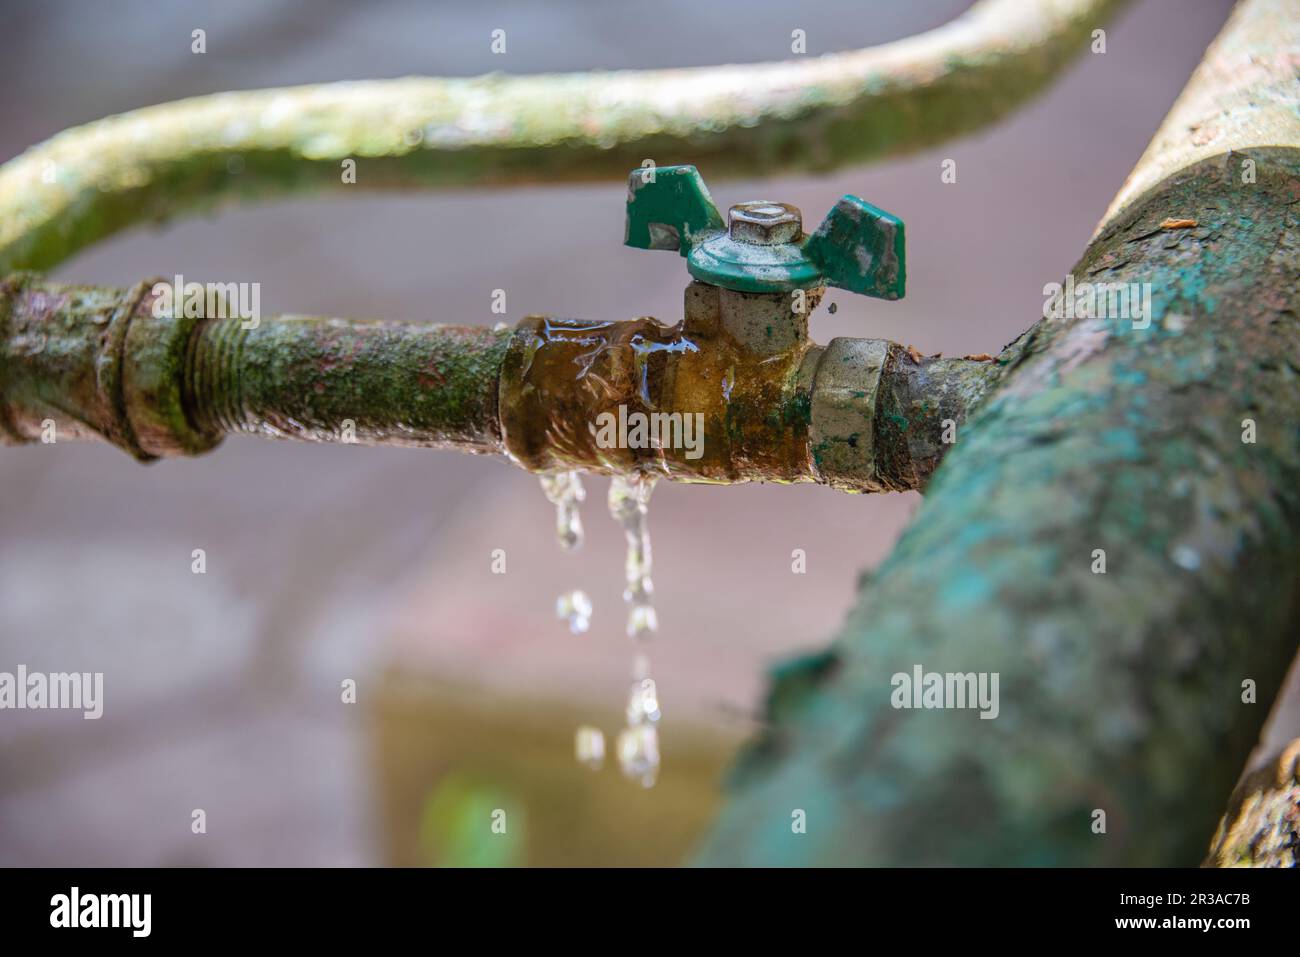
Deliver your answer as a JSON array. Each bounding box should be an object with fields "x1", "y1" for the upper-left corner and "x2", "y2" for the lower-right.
[
  {"x1": 0, "y1": 274, "x2": 219, "y2": 461},
  {"x1": 497, "y1": 286, "x2": 999, "y2": 489}
]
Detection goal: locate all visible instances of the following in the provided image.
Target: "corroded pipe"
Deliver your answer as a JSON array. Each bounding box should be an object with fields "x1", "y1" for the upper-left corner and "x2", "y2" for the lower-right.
[
  {"x1": 499, "y1": 283, "x2": 999, "y2": 491},
  {"x1": 185, "y1": 313, "x2": 508, "y2": 454},
  {"x1": 0, "y1": 273, "x2": 998, "y2": 490},
  {"x1": 697, "y1": 0, "x2": 1300, "y2": 867},
  {"x1": 0, "y1": 274, "x2": 508, "y2": 460},
  {"x1": 0, "y1": 0, "x2": 1128, "y2": 275},
  {"x1": 1204, "y1": 737, "x2": 1300, "y2": 867}
]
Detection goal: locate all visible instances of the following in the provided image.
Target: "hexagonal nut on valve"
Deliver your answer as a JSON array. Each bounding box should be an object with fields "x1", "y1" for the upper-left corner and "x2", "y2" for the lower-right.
[{"x1": 728, "y1": 201, "x2": 802, "y2": 246}]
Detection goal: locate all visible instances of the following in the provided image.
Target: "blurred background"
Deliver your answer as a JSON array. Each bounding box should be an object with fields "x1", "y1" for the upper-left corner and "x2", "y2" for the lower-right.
[{"x1": 2, "y1": 0, "x2": 1273, "y2": 866}]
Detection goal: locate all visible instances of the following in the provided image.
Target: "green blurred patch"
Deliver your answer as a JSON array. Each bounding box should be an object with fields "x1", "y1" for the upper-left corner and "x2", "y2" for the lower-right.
[{"x1": 418, "y1": 773, "x2": 525, "y2": 867}]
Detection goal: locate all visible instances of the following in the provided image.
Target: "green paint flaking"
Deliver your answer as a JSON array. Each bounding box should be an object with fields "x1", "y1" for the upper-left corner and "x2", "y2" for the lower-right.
[{"x1": 698, "y1": 149, "x2": 1300, "y2": 866}]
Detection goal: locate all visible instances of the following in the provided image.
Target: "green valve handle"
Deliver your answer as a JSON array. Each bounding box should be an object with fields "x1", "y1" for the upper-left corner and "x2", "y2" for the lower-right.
[{"x1": 624, "y1": 165, "x2": 905, "y2": 299}]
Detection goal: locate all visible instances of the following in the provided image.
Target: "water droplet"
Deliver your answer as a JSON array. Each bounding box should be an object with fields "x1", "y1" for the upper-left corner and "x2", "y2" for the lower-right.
[
  {"x1": 626, "y1": 604, "x2": 658, "y2": 641},
  {"x1": 626, "y1": 677, "x2": 661, "y2": 725},
  {"x1": 556, "y1": 589, "x2": 593, "y2": 634},
  {"x1": 574, "y1": 725, "x2": 605, "y2": 770},
  {"x1": 608, "y1": 473, "x2": 658, "y2": 641},
  {"x1": 617, "y1": 724, "x2": 660, "y2": 788},
  {"x1": 540, "y1": 470, "x2": 586, "y2": 550}
]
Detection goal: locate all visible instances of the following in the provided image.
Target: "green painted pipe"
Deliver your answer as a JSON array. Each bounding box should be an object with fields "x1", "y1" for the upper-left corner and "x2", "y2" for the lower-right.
[{"x1": 697, "y1": 0, "x2": 1300, "y2": 866}]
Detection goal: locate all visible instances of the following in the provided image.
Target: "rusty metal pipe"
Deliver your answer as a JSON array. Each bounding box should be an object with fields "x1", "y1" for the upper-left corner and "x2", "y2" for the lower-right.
[
  {"x1": 0, "y1": 273, "x2": 998, "y2": 490},
  {"x1": 184, "y1": 314, "x2": 508, "y2": 455},
  {"x1": 0, "y1": 275, "x2": 508, "y2": 461},
  {"x1": 498, "y1": 284, "x2": 1000, "y2": 491}
]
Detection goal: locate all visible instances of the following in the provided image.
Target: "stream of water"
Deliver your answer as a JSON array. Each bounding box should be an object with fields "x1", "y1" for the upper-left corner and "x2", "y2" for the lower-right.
[{"x1": 541, "y1": 470, "x2": 663, "y2": 788}]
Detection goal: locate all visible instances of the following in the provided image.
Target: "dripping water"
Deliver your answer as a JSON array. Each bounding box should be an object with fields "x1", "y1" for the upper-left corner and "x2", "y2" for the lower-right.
[
  {"x1": 541, "y1": 472, "x2": 591, "y2": 630},
  {"x1": 540, "y1": 470, "x2": 585, "y2": 550},
  {"x1": 542, "y1": 470, "x2": 663, "y2": 788},
  {"x1": 607, "y1": 473, "x2": 658, "y2": 641},
  {"x1": 574, "y1": 725, "x2": 605, "y2": 770},
  {"x1": 555, "y1": 589, "x2": 592, "y2": 634},
  {"x1": 608, "y1": 473, "x2": 661, "y2": 787}
]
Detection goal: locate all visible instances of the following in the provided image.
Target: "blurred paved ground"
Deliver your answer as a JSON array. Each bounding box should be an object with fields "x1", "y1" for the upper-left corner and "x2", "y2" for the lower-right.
[{"x1": 3, "y1": 0, "x2": 1280, "y2": 867}]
